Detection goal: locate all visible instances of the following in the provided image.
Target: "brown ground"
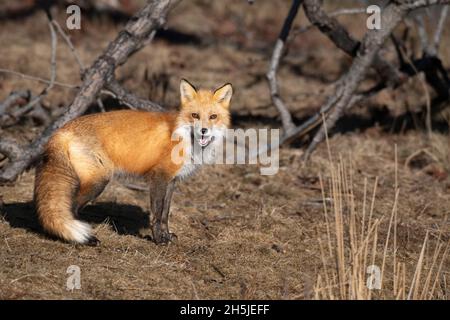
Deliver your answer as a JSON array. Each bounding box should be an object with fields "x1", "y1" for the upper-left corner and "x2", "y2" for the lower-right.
[{"x1": 0, "y1": 1, "x2": 449, "y2": 299}]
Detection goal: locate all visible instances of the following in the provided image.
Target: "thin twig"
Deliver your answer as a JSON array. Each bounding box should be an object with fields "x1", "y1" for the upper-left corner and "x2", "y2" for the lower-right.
[
  {"x1": 291, "y1": 7, "x2": 366, "y2": 38},
  {"x1": 0, "y1": 91, "x2": 30, "y2": 115},
  {"x1": 0, "y1": 137, "x2": 23, "y2": 161},
  {"x1": 51, "y1": 19, "x2": 85, "y2": 73},
  {"x1": 430, "y1": 5, "x2": 448, "y2": 55},
  {"x1": 266, "y1": 0, "x2": 302, "y2": 135},
  {"x1": 0, "y1": 68, "x2": 78, "y2": 89},
  {"x1": 97, "y1": 98, "x2": 106, "y2": 113},
  {"x1": 104, "y1": 78, "x2": 164, "y2": 111},
  {"x1": 11, "y1": 17, "x2": 58, "y2": 119},
  {"x1": 414, "y1": 14, "x2": 429, "y2": 53}
]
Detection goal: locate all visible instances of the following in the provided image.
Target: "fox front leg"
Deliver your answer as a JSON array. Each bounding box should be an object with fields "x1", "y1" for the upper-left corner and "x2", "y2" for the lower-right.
[{"x1": 148, "y1": 176, "x2": 176, "y2": 245}]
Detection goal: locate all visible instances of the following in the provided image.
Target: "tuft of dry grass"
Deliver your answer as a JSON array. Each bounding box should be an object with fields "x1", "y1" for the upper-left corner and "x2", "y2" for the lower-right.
[{"x1": 314, "y1": 144, "x2": 449, "y2": 300}]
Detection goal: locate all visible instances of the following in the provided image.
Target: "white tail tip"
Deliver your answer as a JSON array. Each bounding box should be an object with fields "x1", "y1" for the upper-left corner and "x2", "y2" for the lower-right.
[{"x1": 66, "y1": 220, "x2": 92, "y2": 244}]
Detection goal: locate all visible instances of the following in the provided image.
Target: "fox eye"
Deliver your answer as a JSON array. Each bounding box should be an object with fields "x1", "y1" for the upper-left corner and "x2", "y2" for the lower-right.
[
  {"x1": 191, "y1": 113, "x2": 200, "y2": 119},
  {"x1": 209, "y1": 114, "x2": 217, "y2": 120}
]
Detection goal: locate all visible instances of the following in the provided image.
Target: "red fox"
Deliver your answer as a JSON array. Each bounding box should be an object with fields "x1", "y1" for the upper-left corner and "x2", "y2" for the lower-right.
[{"x1": 34, "y1": 79, "x2": 232, "y2": 245}]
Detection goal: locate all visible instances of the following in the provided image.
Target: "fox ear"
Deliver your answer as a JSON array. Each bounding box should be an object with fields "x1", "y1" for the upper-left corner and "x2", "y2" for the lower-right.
[
  {"x1": 180, "y1": 79, "x2": 197, "y2": 104},
  {"x1": 213, "y1": 83, "x2": 233, "y2": 108}
]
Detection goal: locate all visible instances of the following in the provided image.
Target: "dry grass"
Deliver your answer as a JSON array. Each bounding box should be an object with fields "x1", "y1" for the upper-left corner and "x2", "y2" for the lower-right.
[
  {"x1": 1, "y1": 131, "x2": 449, "y2": 299},
  {"x1": 314, "y1": 150, "x2": 448, "y2": 299},
  {"x1": 0, "y1": 1, "x2": 450, "y2": 300}
]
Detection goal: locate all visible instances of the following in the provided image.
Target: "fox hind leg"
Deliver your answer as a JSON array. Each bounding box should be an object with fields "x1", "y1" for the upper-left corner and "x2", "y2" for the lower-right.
[
  {"x1": 35, "y1": 140, "x2": 107, "y2": 246},
  {"x1": 70, "y1": 150, "x2": 110, "y2": 246},
  {"x1": 73, "y1": 178, "x2": 109, "y2": 246},
  {"x1": 35, "y1": 154, "x2": 97, "y2": 245},
  {"x1": 76, "y1": 177, "x2": 109, "y2": 210}
]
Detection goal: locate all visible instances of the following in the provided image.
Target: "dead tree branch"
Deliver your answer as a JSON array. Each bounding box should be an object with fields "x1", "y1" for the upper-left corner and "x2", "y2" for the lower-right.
[
  {"x1": 303, "y1": 0, "x2": 402, "y2": 86},
  {"x1": 51, "y1": 19, "x2": 86, "y2": 74},
  {"x1": 265, "y1": 0, "x2": 450, "y2": 160},
  {"x1": 303, "y1": 0, "x2": 359, "y2": 55},
  {"x1": 267, "y1": 2, "x2": 372, "y2": 136},
  {"x1": 0, "y1": 69, "x2": 78, "y2": 89},
  {"x1": 300, "y1": 1, "x2": 450, "y2": 160},
  {"x1": 49, "y1": 12, "x2": 162, "y2": 112},
  {"x1": 0, "y1": 11, "x2": 57, "y2": 128},
  {"x1": 0, "y1": 90, "x2": 52, "y2": 128},
  {"x1": 0, "y1": 138, "x2": 23, "y2": 163},
  {"x1": 414, "y1": 13, "x2": 429, "y2": 53},
  {"x1": 402, "y1": 12, "x2": 450, "y2": 99},
  {"x1": 16, "y1": 12, "x2": 57, "y2": 119},
  {"x1": 266, "y1": 0, "x2": 302, "y2": 135},
  {"x1": 104, "y1": 77, "x2": 164, "y2": 111},
  {"x1": 0, "y1": 0, "x2": 176, "y2": 183},
  {"x1": 264, "y1": 0, "x2": 400, "y2": 153},
  {"x1": 0, "y1": 91, "x2": 31, "y2": 116},
  {"x1": 430, "y1": 5, "x2": 448, "y2": 55},
  {"x1": 48, "y1": 10, "x2": 161, "y2": 112},
  {"x1": 291, "y1": 7, "x2": 366, "y2": 38},
  {"x1": 398, "y1": 0, "x2": 450, "y2": 10},
  {"x1": 302, "y1": 2, "x2": 408, "y2": 160}
]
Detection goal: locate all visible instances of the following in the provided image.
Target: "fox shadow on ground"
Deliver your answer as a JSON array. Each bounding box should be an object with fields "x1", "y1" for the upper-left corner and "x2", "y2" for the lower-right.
[{"x1": 0, "y1": 201, "x2": 149, "y2": 239}]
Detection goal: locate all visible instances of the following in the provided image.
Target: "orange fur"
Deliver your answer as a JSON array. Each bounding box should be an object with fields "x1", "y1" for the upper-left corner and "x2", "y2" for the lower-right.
[{"x1": 34, "y1": 80, "x2": 232, "y2": 244}]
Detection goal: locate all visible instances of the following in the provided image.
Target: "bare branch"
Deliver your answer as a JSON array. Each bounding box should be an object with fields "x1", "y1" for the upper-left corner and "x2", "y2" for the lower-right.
[
  {"x1": 51, "y1": 19, "x2": 86, "y2": 74},
  {"x1": 429, "y1": 5, "x2": 449, "y2": 55},
  {"x1": 397, "y1": 0, "x2": 450, "y2": 10},
  {"x1": 301, "y1": 2, "x2": 407, "y2": 160},
  {"x1": 266, "y1": 0, "x2": 302, "y2": 135},
  {"x1": 14, "y1": 16, "x2": 58, "y2": 119},
  {"x1": 267, "y1": 39, "x2": 296, "y2": 134},
  {"x1": 104, "y1": 78, "x2": 164, "y2": 112},
  {"x1": 278, "y1": 0, "x2": 450, "y2": 160},
  {"x1": 2, "y1": 8, "x2": 160, "y2": 118},
  {"x1": 291, "y1": 7, "x2": 366, "y2": 38},
  {"x1": 414, "y1": 14, "x2": 429, "y2": 53},
  {"x1": 96, "y1": 98, "x2": 106, "y2": 113},
  {"x1": 28, "y1": 103, "x2": 51, "y2": 126},
  {"x1": 303, "y1": 0, "x2": 359, "y2": 55},
  {"x1": 0, "y1": 68, "x2": 78, "y2": 89},
  {"x1": 0, "y1": 90, "x2": 52, "y2": 128},
  {"x1": 329, "y1": 8, "x2": 366, "y2": 16},
  {"x1": 0, "y1": 91, "x2": 30, "y2": 116},
  {"x1": 303, "y1": 0, "x2": 402, "y2": 86},
  {"x1": 0, "y1": 137, "x2": 22, "y2": 162},
  {"x1": 0, "y1": 0, "x2": 176, "y2": 183}
]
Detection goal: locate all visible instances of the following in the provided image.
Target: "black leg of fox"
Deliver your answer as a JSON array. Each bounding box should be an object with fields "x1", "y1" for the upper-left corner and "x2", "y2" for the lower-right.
[
  {"x1": 148, "y1": 174, "x2": 177, "y2": 244},
  {"x1": 161, "y1": 180, "x2": 176, "y2": 236}
]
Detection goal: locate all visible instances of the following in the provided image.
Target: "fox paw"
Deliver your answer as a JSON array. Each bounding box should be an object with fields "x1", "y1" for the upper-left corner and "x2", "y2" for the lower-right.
[
  {"x1": 86, "y1": 236, "x2": 101, "y2": 247},
  {"x1": 153, "y1": 231, "x2": 177, "y2": 245}
]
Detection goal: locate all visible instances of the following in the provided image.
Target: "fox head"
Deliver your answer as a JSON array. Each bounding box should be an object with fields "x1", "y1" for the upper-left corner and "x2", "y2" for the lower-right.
[{"x1": 176, "y1": 79, "x2": 232, "y2": 149}]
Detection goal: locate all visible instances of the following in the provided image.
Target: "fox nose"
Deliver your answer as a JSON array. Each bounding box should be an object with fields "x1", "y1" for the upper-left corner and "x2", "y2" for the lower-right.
[{"x1": 201, "y1": 128, "x2": 208, "y2": 135}]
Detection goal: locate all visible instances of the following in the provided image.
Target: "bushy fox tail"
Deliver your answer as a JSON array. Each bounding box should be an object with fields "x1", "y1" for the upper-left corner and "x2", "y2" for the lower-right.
[{"x1": 34, "y1": 139, "x2": 94, "y2": 244}]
